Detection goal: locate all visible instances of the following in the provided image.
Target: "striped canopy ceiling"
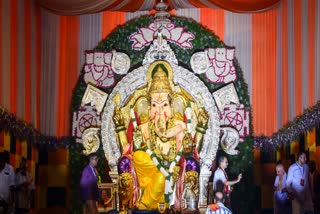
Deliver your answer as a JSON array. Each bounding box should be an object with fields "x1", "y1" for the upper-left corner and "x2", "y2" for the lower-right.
[{"x1": 36, "y1": 0, "x2": 281, "y2": 15}]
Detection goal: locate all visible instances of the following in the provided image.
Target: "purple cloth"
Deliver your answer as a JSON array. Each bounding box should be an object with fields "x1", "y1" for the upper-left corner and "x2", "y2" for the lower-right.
[
  {"x1": 80, "y1": 164, "x2": 99, "y2": 201},
  {"x1": 118, "y1": 156, "x2": 131, "y2": 173},
  {"x1": 185, "y1": 157, "x2": 199, "y2": 172}
]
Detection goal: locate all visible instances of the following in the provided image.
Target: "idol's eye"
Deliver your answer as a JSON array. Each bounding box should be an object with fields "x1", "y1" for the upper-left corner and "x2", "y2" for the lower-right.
[
  {"x1": 152, "y1": 104, "x2": 156, "y2": 107},
  {"x1": 164, "y1": 103, "x2": 168, "y2": 107}
]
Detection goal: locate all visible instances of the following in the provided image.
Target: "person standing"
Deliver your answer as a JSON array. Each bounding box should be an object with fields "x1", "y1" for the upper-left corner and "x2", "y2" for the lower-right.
[
  {"x1": 308, "y1": 160, "x2": 320, "y2": 214},
  {"x1": 213, "y1": 155, "x2": 242, "y2": 210},
  {"x1": 80, "y1": 152, "x2": 100, "y2": 214},
  {"x1": 0, "y1": 152, "x2": 15, "y2": 214},
  {"x1": 286, "y1": 151, "x2": 313, "y2": 214},
  {"x1": 273, "y1": 163, "x2": 290, "y2": 214},
  {"x1": 15, "y1": 158, "x2": 35, "y2": 214},
  {"x1": 205, "y1": 192, "x2": 232, "y2": 214}
]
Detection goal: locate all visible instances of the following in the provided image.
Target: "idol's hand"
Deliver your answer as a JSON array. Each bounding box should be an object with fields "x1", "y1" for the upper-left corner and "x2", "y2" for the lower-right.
[
  {"x1": 198, "y1": 108, "x2": 209, "y2": 127},
  {"x1": 172, "y1": 166, "x2": 181, "y2": 182},
  {"x1": 133, "y1": 128, "x2": 143, "y2": 149},
  {"x1": 113, "y1": 108, "x2": 124, "y2": 126},
  {"x1": 237, "y1": 173, "x2": 242, "y2": 182}
]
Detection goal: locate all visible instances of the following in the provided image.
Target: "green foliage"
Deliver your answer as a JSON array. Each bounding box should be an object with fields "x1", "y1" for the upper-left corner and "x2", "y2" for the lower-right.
[
  {"x1": 230, "y1": 140, "x2": 254, "y2": 214},
  {"x1": 70, "y1": 15, "x2": 254, "y2": 214}
]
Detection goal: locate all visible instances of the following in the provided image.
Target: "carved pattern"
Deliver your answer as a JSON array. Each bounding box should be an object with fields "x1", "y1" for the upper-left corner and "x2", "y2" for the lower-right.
[
  {"x1": 212, "y1": 82, "x2": 239, "y2": 112},
  {"x1": 72, "y1": 106, "x2": 101, "y2": 143},
  {"x1": 190, "y1": 48, "x2": 237, "y2": 84},
  {"x1": 83, "y1": 51, "x2": 130, "y2": 88},
  {"x1": 190, "y1": 51, "x2": 210, "y2": 74},
  {"x1": 82, "y1": 127, "x2": 100, "y2": 155},
  {"x1": 129, "y1": 21, "x2": 195, "y2": 50},
  {"x1": 81, "y1": 84, "x2": 108, "y2": 115},
  {"x1": 220, "y1": 127, "x2": 240, "y2": 155},
  {"x1": 142, "y1": 33, "x2": 178, "y2": 65},
  {"x1": 111, "y1": 51, "x2": 131, "y2": 75},
  {"x1": 220, "y1": 103, "x2": 250, "y2": 142},
  {"x1": 206, "y1": 48, "x2": 237, "y2": 83}
]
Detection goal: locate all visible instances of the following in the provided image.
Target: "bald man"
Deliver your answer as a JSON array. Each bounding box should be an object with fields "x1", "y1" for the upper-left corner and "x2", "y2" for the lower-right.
[
  {"x1": 273, "y1": 164, "x2": 290, "y2": 214},
  {"x1": 205, "y1": 192, "x2": 232, "y2": 214}
]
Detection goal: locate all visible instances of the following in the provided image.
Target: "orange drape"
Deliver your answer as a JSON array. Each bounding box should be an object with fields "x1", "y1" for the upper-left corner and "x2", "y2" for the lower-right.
[
  {"x1": 201, "y1": 0, "x2": 280, "y2": 13},
  {"x1": 281, "y1": 0, "x2": 289, "y2": 125},
  {"x1": 101, "y1": 11, "x2": 125, "y2": 40},
  {"x1": 25, "y1": 0, "x2": 31, "y2": 123},
  {"x1": 200, "y1": 8, "x2": 224, "y2": 41},
  {"x1": 294, "y1": 0, "x2": 302, "y2": 115},
  {"x1": 36, "y1": 5, "x2": 41, "y2": 129},
  {"x1": 10, "y1": 0, "x2": 18, "y2": 114},
  {"x1": 308, "y1": 0, "x2": 316, "y2": 106},
  {"x1": 56, "y1": 16, "x2": 79, "y2": 136},
  {"x1": 116, "y1": 0, "x2": 147, "y2": 12},
  {"x1": 252, "y1": 10, "x2": 277, "y2": 135}
]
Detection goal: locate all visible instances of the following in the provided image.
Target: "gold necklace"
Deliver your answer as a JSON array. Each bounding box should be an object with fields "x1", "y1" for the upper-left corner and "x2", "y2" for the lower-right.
[{"x1": 148, "y1": 120, "x2": 177, "y2": 162}]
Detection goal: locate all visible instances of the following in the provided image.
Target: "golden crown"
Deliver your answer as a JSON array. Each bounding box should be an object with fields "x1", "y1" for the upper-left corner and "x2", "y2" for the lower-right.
[
  {"x1": 147, "y1": 61, "x2": 174, "y2": 97},
  {"x1": 149, "y1": 66, "x2": 172, "y2": 94}
]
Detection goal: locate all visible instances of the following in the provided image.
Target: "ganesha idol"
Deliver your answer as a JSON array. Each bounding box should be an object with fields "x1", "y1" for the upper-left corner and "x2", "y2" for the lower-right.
[{"x1": 111, "y1": 60, "x2": 210, "y2": 211}]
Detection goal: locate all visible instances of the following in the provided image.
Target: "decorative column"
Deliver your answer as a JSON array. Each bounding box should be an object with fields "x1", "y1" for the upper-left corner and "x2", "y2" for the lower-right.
[{"x1": 109, "y1": 170, "x2": 119, "y2": 211}]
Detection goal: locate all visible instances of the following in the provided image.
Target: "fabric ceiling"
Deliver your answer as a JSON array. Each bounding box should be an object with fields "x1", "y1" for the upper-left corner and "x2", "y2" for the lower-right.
[{"x1": 36, "y1": 0, "x2": 281, "y2": 15}]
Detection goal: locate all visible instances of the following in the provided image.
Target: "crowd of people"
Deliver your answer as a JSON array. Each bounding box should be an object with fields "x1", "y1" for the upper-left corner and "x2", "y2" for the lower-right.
[
  {"x1": 0, "y1": 151, "x2": 35, "y2": 214},
  {"x1": 273, "y1": 151, "x2": 319, "y2": 214},
  {"x1": 207, "y1": 151, "x2": 319, "y2": 214}
]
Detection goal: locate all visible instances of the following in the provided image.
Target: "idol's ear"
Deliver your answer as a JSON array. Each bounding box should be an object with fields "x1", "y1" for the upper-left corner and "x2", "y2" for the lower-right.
[
  {"x1": 172, "y1": 95, "x2": 186, "y2": 117},
  {"x1": 134, "y1": 96, "x2": 150, "y2": 124}
]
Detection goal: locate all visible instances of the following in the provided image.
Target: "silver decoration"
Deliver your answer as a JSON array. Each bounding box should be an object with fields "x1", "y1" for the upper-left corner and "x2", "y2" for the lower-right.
[
  {"x1": 142, "y1": 33, "x2": 178, "y2": 65},
  {"x1": 198, "y1": 173, "x2": 211, "y2": 208},
  {"x1": 101, "y1": 66, "x2": 147, "y2": 171},
  {"x1": 111, "y1": 50, "x2": 130, "y2": 75},
  {"x1": 72, "y1": 105, "x2": 102, "y2": 143},
  {"x1": 220, "y1": 127, "x2": 240, "y2": 155},
  {"x1": 81, "y1": 127, "x2": 100, "y2": 155},
  {"x1": 81, "y1": 84, "x2": 108, "y2": 114},
  {"x1": 154, "y1": 0, "x2": 171, "y2": 27},
  {"x1": 182, "y1": 183, "x2": 197, "y2": 210},
  {"x1": 190, "y1": 51, "x2": 210, "y2": 74},
  {"x1": 212, "y1": 82, "x2": 240, "y2": 112}
]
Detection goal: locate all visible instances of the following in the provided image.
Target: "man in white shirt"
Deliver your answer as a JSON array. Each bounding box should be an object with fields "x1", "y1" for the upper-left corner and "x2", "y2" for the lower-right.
[
  {"x1": 286, "y1": 151, "x2": 313, "y2": 214},
  {"x1": 213, "y1": 156, "x2": 242, "y2": 209},
  {"x1": 0, "y1": 152, "x2": 15, "y2": 214}
]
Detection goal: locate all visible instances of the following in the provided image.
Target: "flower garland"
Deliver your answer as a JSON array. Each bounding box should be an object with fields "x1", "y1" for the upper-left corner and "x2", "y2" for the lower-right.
[
  {"x1": 145, "y1": 146, "x2": 183, "y2": 203},
  {"x1": 254, "y1": 100, "x2": 320, "y2": 151}
]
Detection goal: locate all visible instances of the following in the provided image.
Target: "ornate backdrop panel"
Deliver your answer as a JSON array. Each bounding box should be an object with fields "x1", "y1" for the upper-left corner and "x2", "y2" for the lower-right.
[{"x1": 0, "y1": 0, "x2": 320, "y2": 137}]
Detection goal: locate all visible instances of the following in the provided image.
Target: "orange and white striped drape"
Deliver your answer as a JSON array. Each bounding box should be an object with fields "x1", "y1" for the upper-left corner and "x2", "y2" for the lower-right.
[{"x1": 0, "y1": 0, "x2": 41, "y2": 128}]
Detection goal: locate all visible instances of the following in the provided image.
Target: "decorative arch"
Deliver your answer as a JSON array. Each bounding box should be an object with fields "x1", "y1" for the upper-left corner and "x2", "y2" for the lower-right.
[{"x1": 70, "y1": 15, "x2": 253, "y2": 213}]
